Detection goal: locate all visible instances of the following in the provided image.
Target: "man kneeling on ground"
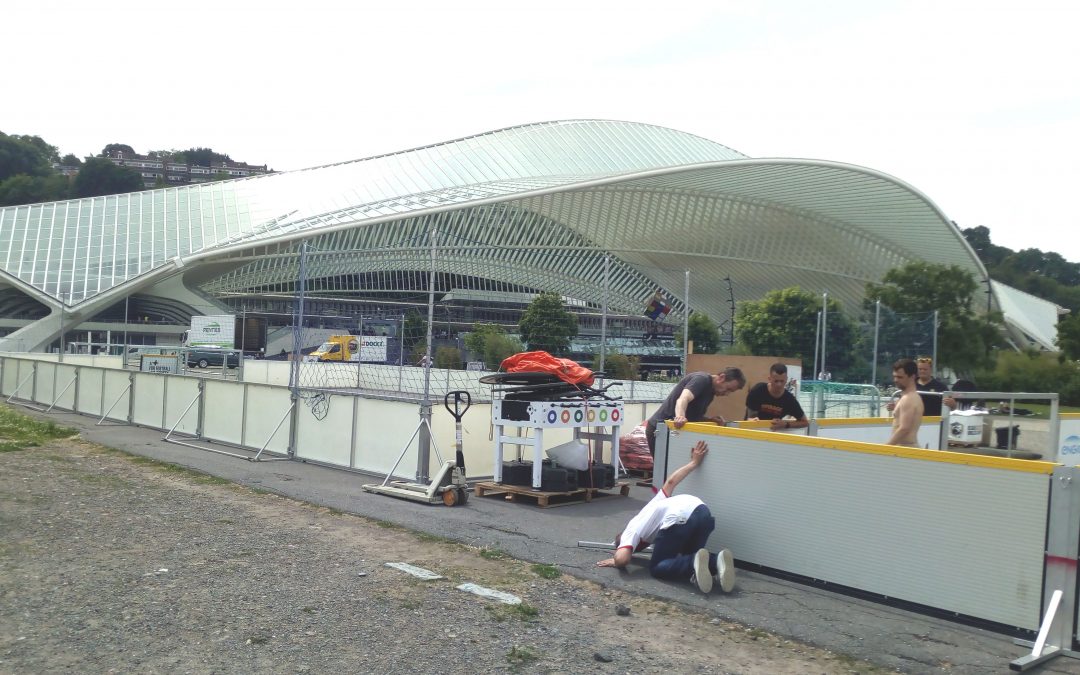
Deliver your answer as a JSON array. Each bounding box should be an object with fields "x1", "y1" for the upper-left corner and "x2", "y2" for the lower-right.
[{"x1": 596, "y1": 440, "x2": 734, "y2": 594}]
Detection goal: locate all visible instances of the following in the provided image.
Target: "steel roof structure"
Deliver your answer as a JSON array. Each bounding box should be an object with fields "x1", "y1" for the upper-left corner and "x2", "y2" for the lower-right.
[{"x1": 0, "y1": 119, "x2": 992, "y2": 352}]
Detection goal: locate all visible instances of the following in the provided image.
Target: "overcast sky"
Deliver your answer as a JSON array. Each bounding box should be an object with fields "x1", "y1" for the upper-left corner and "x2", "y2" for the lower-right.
[{"x1": 5, "y1": 0, "x2": 1077, "y2": 258}]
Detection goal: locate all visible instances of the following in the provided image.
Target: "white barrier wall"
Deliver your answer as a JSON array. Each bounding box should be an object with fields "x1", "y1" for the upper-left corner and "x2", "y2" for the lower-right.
[
  {"x1": 76, "y1": 367, "x2": 104, "y2": 416},
  {"x1": 202, "y1": 379, "x2": 243, "y2": 446},
  {"x1": 661, "y1": 422, "x2": 1054, "y2": 631},
  {"x1": 163, "y1": 376, "x2": 201, "y2": 436},
  {"x1": 1059, "y1": 414, "x2": 1080, "y2": 465},
  {"x1": 814, "y1": 416, "x2": 942, "y2": 449},
  {"x1": 101, "y1": 369, "x2": 133, "y2": 422},
  {"x1": 242, "y1": 385, "x2": 292, "y2": 455}
]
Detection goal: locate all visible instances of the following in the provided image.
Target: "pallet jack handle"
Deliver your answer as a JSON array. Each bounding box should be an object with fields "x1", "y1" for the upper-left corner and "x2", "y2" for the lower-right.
[{"x1": 444, "y1": 390, "x2": 471, "y2": 475}]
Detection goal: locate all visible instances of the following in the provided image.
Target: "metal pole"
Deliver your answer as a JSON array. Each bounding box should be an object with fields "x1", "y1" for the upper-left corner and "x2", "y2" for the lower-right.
[
  {"x1": 357, "y1": 315, "x2": 364, "y2": 390},
  {"x1": 820, "y1": 292, "x2": 828, "y2": 380},
  {"x1": 58, "y1": 294, "x2": 66, "y2": 363},
  {"x1": 599, "y1": 255, "x2": 609, "y2": 374},
  {"x1": 123, "y1": 295, "x2": 129, "y2": 362},
  {"x1": 813, "y1": 310, "x2": 821, "y2": 380},
  {"x1": 397, "y1": 313, "x2": 404, "y2": 391},
  {"x1": 681, "y1": 269, "x2": 690, "y2": 376},
  {"x1": 289, "y1": 241, "x2": 308, "y2": 394},
  {"x1": 871, "y1": 299, "x2": 881, "y2": 385},
  {"x1": 417, "y1": 228, "x2": 437, "y2": 483},
  {"x1": 724, "y1": 276, "x2": 736, "y2": 345},
  {"x1": 932, "y1": 309, "x2": 939, "y2": 368}
]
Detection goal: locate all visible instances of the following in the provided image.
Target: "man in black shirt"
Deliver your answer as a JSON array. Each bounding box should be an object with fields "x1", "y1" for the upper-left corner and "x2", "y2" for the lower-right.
[
  {"x1": 744, "y1": 363, "x2": 809, "y2": 431},
  {"x1": 915, "y1": 357, "x2": 956, "y2": 417},
  {"x1": 645, "y1": 367, "x2": 746, "y2": 454}
]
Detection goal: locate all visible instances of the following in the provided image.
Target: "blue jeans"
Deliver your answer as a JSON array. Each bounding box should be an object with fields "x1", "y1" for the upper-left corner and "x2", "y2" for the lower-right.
[{"x1": 649, "y1": 504, "x2": 716, "y2": 581}]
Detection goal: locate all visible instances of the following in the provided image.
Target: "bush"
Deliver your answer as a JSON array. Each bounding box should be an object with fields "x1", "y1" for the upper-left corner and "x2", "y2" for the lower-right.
[
  {"x1": 596, "y1": 351, "x2": 640, "y2": 380},
  {"x1": 975, "y1": 351, "x2": 1080, "y2": 406},
  {"x1": 435, "y1": 346, "x2": 463, "y2": 370}
]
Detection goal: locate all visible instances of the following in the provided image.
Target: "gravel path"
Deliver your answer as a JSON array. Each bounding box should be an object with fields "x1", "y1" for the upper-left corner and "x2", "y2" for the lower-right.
[{"x1": 1, "y1": 439, "x2": 884, "y2": 674}]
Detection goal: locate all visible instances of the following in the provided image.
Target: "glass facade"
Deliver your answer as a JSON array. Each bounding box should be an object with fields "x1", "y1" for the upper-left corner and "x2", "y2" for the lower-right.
[{"x1": 0, "y1": 119, "x2": 986, "y2": 352}]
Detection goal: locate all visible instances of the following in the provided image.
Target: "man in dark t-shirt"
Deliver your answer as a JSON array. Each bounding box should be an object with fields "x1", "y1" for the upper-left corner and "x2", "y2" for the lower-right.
[
  {"x1": 744, "y1": 363, "x2": 809, "y2": 431},
  {"x1": 915, "y1": 357, "x2": 955, "y2": 417},
  {"x1": 645, "y1": 367, "x2": 746, "y2": 454}
]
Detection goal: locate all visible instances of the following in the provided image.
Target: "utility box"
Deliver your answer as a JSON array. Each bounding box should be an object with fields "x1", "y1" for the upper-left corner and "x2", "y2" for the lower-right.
[{"x1": 948, "y1": 410, "x2": 988, "y2": 446}]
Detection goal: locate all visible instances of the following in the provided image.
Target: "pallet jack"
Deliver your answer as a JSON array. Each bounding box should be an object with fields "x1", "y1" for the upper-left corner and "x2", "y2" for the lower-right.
[{"x1": 362, "y1": 391, "x2": 471, "y2": 506}]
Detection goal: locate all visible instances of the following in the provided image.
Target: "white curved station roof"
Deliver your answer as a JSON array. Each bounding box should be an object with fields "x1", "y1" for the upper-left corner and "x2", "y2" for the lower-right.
[{"x1": 0, "y1": 119, "x2": 993, "y2": 350}]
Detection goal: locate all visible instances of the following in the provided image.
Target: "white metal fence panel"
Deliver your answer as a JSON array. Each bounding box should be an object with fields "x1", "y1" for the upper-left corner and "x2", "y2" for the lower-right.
[
  {"x1": 351, "y1": 398, "x2": 433, "y2": 476},
  {"x1": 1058, "y1": 415, "x2": 1080, "y2": 465},
  {"x1": 52, "y1": 364, "x2": 79, "y2": 410},
  {"x1": 76, "y1": 366, "x2": 104, "y2": 416},
  {"x1": 294, "y1": 395, "x2": 354, "y2": 467},
  {"x1": 34, "y1": 361, "x2": 56, "y2": 406},
  {"x1": 241, "y1": 385, "x2": 293, "y2": 455},
  {"x1": 667, "y1": 424, "x2": 1051, "y2": 630},
  {"x1": 101, "y1": 370, "x2": 132, "y2": 422},
  {"x1": 131, "y1": 373, "x2": 166, "y2": 428},
  {"x1": 203, "y1": 379, "x2": 244, "y2": 446},
  {"x1": 163, "y1": 376, "x2": 201, "y2": 437}
]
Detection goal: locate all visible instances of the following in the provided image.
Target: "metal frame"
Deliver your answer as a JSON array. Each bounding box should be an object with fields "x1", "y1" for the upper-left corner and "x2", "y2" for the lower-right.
[{"x1": 1011, "y1": 466, "x2": 1080, "y2": 670}]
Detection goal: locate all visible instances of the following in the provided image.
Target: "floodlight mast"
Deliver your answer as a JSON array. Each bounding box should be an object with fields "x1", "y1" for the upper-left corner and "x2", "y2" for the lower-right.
[{"x1": 416, "y1": 228, "x2": 437, "y2": 483}]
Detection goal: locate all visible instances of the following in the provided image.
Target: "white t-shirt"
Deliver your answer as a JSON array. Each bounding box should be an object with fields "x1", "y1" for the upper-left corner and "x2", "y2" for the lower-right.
[{"x1": 617, "y1": 490, "x2": 704, "y2": 553}]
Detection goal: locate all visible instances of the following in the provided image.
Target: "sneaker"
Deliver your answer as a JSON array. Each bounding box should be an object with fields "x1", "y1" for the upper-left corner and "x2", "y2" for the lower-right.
[
  {"x1": 714, "y1": 548, "x2": 734, "y2": 593},
  {"x1": 691, "y1": 548, "x2": 712, "y2": 593}
]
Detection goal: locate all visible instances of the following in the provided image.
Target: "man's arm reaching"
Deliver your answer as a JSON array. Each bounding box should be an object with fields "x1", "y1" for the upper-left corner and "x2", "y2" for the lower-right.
[{"x1": 662, "y1": 440, "x2": 708, "y2": 495}]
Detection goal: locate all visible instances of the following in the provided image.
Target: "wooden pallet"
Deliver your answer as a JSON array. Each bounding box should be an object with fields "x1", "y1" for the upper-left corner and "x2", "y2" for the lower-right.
[
  {"x1": 624, "y1": 468, "x2": 654, "y2": 487},
  {"x1": 473, "y1": 481, "x2": 631, "y2": 508}
]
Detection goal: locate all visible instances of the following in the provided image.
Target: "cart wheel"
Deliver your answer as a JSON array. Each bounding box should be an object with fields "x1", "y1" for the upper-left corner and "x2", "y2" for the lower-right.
[
  {"x1": 442, "y1": 489, "x2": 459, "y2": 507},
  {"x1": 457, "y1": 487, "x2": 469, "y2": 505}
]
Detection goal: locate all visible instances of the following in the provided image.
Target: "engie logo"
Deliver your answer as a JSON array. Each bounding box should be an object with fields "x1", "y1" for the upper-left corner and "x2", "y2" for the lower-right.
[
  {"x1": 204, "y1": 322, "x2": 221, "y2": 333},
  {"x1": 1062, "y1": 435, "x2": 1080, "y2": 456}
]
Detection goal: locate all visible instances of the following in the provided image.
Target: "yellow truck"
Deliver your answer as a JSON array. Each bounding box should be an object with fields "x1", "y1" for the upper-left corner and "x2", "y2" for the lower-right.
[
  {"x1": 304, "y1": 334, "x2": 390, "y2": 363},
  {"x1": 305, "y1": 335, "x2": 360, "y2": 362}
]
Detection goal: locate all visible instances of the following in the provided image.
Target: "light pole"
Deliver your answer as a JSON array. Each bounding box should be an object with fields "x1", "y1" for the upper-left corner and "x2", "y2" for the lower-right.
[
  {"x1": 58, "y1": 292, "x2": 67, "y2": 363},
  {"x1": 723, "y1": 276, "x2": 736, "y2": 346}
]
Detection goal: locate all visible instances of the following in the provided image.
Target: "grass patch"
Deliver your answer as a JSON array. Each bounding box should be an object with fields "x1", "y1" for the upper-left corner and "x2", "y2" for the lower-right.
[
  {"x1": 530, "y1": 563, "x2": 560, "y2": 579},
  {"x1": 374, "y1": 519, "x2": 403, "y2": 530},
  {"x1": 487, "y1": 602, "x2": 539, "y2": 623},
  {"x1": 0, "y1": 405, "x2": 77, "y2": 452},
  {"x1": 103, "y1": 448, "x2": 231, "y2": 485},
  {"x1": 479, "y1": 547, "x2": 508, "y2": 560},
  {"x1": 506, "y1": 645, "x2": 539, "y2": 665},
  {"x1": 415, "y1": 530, "x2": 455, "y2": 545},
  {"x1": 1013, "y1": 402, "x2": 1080, "y2": 418}
]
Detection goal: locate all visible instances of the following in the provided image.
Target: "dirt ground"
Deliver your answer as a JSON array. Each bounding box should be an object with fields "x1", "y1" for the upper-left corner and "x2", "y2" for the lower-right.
[{"x1": 0, "y1": 438, "x2": 887, "y2": 674}]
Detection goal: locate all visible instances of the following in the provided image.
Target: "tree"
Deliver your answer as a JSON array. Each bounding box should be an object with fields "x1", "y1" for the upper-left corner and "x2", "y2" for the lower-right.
[
  {"x1": 177, "y1": 147, "x2": 232, "y2": 166},
  {"x1": 0, "y1": 132, "x2": 53, "y2": 181},
  {"x1": 100, "y1": 143, "x2": 135, "y2": 158},
  {"x1": 72, "y1": 157, "x2": 144, "y2": 198},
  {"x1": 598, "y1": 351, "x2": 640, "y2": 380},
  {"x1": 59, "y1": 153, "x2": 82, "y2": 166},
  {"x1": 0, "y1": 173, "x2": 69, "y2": 207},
  {"x1": 464, "y1": 323, "x2": 523, "y2": 368},
  {"x1": 673, "y1": 312, "x2": 720, "y2": 354},
  {"x1": 865, "y1": 262, "x2": 1002, "y2": 373},
  {"x1": 1057, "y1": 313, "x2": 1080, "y2": 362},
  {"x1": 402, "y1": 310, "x2": 426, "y2": 351},
  {"x1": 518, "y1": 292, "x2": 578, "y2": 355},
  {"x1": 735, "y1": 287, "x2": 857, "y2": 373},
  {"x1": 434, "y1": 345, "x2": 463, "y2": 369}
]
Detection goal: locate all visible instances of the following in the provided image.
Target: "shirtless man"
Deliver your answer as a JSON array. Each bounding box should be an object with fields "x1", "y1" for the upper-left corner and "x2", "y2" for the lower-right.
[{"x1": 888, "y1": 358, "x2": 924, "y2": 448}]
